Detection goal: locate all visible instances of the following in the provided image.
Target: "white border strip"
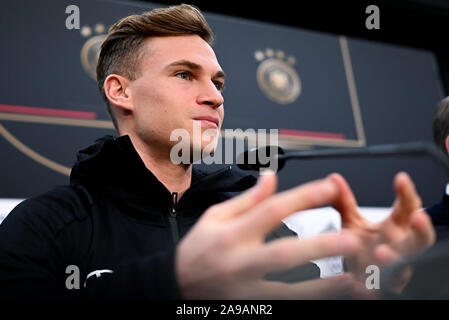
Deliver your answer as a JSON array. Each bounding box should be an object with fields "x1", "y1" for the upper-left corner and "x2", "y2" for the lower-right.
[{"x1": 0, "y1": 198, "x2": 25, "y2": 223}]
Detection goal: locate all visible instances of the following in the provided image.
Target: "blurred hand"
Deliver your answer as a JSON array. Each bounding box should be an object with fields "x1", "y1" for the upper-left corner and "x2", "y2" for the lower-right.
[
  {"x1": 329, "y1": 172, "x2": 435, "y2": 288},
  {"x1": 175, "y1": 171, "x2": 367, "y2": 299}
]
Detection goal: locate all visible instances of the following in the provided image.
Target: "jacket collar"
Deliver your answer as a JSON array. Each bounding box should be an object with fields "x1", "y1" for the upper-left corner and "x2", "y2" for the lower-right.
[{"x1": 70, "y1": 135, "x2": 256, "y2": 219}]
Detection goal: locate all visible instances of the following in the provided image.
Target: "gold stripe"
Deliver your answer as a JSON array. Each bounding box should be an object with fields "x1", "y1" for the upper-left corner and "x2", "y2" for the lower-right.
[
  {"x1": 221, "y1": 130, "x2": 361, "y2": 148},
  {"x1": 339, "y1": 36, "x2": 366, "y2": 147},
  {"x1": 280, "y1": 138, "x2": 363, "y2": 148},
  {"x1": 0, "y1": 112, "x2": 114, "y2": 129},
  {"x1": 0, "y1": 124, "x2": 71, "y2": 176}
]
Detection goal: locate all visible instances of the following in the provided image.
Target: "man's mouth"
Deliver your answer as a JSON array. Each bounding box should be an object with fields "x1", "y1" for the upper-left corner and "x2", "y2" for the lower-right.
[{"x1": 193, "y1": 116, "x2": 219, "y2": 128}]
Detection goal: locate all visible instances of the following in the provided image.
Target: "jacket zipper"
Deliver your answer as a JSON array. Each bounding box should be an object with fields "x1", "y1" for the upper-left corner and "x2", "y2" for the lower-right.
[{"x1": 168, "y1": 192, "x2": 180, "y2": 244}]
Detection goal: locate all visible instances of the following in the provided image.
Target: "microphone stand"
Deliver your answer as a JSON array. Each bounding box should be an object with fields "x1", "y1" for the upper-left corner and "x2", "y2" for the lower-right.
[
  {"x1": 282, "y1": 142, "x2": 449, "y2": 175},
  {"x1": 241, "y1": 142, "x2": 449, "y2": 177}
]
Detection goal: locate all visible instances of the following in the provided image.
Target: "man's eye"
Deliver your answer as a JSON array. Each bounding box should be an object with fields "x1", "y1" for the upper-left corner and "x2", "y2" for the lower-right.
[
  {"x1": 214, "y1": 81, "x2": 225, "y2": 91},
  {"x1": 176, "y1": 71, "x2": 192, "y2": 80}
]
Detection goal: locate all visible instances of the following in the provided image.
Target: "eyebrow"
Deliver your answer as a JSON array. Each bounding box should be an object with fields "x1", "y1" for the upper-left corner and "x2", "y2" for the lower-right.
[{"x1": 166, "y1": 59, "x2": 226, "y2": 80}]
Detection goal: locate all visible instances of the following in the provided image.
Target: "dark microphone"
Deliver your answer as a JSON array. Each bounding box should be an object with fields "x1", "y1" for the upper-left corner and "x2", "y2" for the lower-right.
[
  {"x1": 236, "y1": 145, "x2": 286, "y2": 172},
  {"x1": 237, "y1": 141, "x2": 449, "y2": 176}
]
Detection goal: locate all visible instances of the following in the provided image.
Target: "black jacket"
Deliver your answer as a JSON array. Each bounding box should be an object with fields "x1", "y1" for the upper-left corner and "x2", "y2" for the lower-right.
[
  {"x1": 0, "y1": 135, "x2": 319, "y2": 300},
  {"x1": 426, "y1": 194, "x2": 449, "y2": 241}
]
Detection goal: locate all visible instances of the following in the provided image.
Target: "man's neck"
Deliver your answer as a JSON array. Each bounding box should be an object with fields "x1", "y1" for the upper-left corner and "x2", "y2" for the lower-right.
[{"x1": 127, "y1": 134, "x2": 192, "y2": 198}]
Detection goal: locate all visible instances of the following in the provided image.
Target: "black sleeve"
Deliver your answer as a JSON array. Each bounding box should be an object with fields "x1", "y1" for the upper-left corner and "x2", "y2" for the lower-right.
[
  {"x1": 0, "y1": 198, "x2": 182, "y2": 300},
  {"x1": 0, "y1": 199, "x2": 66, "y2": 300},
  {"x1": 82, "y1": 250, "x2": 182, "y2": 300}
]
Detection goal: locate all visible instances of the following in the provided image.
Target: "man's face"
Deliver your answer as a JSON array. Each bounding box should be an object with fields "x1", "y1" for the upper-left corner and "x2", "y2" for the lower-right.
[{"x1": 127, "y1": 35, "x2": 225, "y2": 157}]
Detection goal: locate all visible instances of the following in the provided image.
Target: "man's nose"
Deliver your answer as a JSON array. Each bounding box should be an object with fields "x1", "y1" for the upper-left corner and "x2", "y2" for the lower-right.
[{"x1": 197, "y1": 82, "x2": 224, "y2": 108}]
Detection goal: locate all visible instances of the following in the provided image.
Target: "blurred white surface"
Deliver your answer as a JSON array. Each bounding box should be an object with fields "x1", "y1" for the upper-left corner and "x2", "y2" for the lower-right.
[
  {"x1": 283, "y1": 206, "x2": 391, "y2": 278},
  {"x1": 0, "y1": 199, "x2": 24, "y2": 224}
]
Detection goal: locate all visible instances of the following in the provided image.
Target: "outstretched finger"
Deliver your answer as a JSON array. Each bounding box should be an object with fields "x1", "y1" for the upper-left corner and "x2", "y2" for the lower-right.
[
  {"x1": 395, "y1": 210, "x2": 436, "y2": 255},
  {"x1": 390, "y1": 172, "x2": 422, "y2": 227},
  {"x1": 234, "y1": 177, "x2": 340, "y2": 237},
  {"x1": 240, "y1": 231, "x2": 361, "y2": 276},
  {"x1": 328, "y1": 173, "x2": 366, "y2": 227},
  {"x1": 205, "y1": 170, "x2": 277, "y2": 221}
]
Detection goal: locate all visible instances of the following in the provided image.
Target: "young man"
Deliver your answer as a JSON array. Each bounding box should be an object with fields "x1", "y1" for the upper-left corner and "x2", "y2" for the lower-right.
[{"x1": 0, "y1": 4, "x2": 435, "y2": 300}]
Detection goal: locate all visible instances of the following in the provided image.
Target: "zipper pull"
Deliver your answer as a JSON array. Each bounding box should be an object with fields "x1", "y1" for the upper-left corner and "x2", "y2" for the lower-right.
[
  {"x1": 171, "y1": 192, "x2": 178, "y2": 216},
  {"x1": 169, "y1": 192, "x2": 180, "y2": 244}
]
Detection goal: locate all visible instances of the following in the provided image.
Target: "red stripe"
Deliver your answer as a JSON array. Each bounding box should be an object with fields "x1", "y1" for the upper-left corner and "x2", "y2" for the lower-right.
[
  {"x1": 0, "y1": 104, "x2": 97, "y2": 119},
  {"x1": 279, "y1": 129, "x2": 345, "y2": 140}
]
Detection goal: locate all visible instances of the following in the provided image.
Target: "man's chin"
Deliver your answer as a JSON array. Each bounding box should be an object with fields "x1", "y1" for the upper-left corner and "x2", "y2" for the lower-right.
[
  {"x1": 190, "y1": 143, "x2": 218, "y2": 163},
  {"x1": 169, "y1": 125, "x2": 221, "y2": 164}
]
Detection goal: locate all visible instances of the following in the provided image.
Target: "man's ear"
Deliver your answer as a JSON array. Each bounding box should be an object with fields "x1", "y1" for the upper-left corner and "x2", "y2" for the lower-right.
[{"x1": 104, "y1": 74, "x2": 134, "y2": 112}]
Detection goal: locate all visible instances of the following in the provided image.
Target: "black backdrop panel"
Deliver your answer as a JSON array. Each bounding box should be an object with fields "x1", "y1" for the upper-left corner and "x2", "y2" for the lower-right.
[
  {"x1": 0, "y1": 0, "x2": 445, "y2": 207},
  {"x1": 209, "y1": 16, "x2": 359, "y2": 141}
]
